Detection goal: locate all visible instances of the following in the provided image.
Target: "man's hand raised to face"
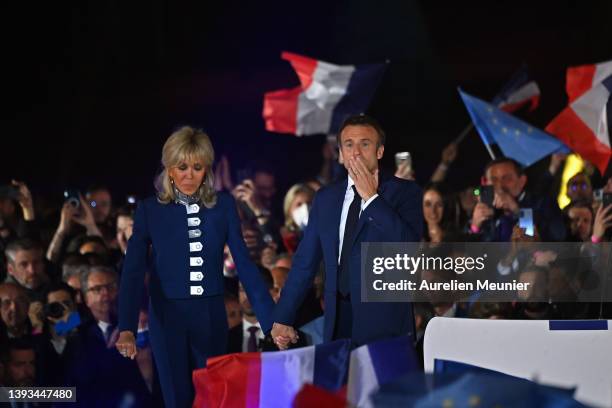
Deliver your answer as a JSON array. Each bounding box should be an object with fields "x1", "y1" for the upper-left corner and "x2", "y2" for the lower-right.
[{"x1": 347, "y1": 156, "x2": 378, "y2": 202}]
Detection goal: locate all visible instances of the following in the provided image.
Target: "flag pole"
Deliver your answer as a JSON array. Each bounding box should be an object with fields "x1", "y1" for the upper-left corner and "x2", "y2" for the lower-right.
[{"x1": 453, "y1": 122, "x2": 496, "y2": 160}]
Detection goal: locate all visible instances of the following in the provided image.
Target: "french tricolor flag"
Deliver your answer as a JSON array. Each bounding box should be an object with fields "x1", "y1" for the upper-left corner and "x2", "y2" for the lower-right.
[
  {"x1": 492, "y1": 65, "x2": 541, "y2": 113},
  {"x1": 192, "y1": 340, "x2": 351, "y2": 408},
  {"x1": 546, "y1": 74, "x2": 612, "y2": 176},
  {"x1": 346, "y1": 335, "x2": 419, "y2": 408},
  {"x1": 566, "y1": 60, "x2": 612, "y2": 103},
  {"x1": 263, "y1": 52, "x2": 385, "y2": 136}
]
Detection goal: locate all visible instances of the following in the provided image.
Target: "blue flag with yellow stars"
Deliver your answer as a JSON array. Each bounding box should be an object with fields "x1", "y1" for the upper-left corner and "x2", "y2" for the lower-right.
[{"x1": 459, "y1": 89, "x2": 569, "y2": 167}]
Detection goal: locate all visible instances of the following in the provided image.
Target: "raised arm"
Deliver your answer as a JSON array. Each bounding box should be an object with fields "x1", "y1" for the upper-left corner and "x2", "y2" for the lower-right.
[{"x1": 225, "y1": 194, "x2": 275, "y2": 333}]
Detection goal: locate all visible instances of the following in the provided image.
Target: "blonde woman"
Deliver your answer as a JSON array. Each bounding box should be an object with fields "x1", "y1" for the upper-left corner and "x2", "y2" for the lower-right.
[
  {"x1": 115, "y1": 127, "x2": 274, "y2": 408},
  {"x1": 280, "y1": 183, "x2": 315, "y2": 254}
]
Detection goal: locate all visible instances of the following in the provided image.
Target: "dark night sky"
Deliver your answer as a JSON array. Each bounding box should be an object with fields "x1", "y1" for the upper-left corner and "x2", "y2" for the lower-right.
[{"x1": 2, "y1": 0, "x2": 611, "y2": 206}]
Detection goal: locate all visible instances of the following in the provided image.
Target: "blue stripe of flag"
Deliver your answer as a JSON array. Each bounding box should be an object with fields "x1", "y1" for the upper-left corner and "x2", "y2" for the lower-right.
[
  {"x1": 312, "y1": 339, "x2": 351, "y2": 391},
  {"x1": 368, "y1": 335, "x2": 419, "y2": 386},
  {"x1": 329, "y1": 63, "x2": 386, "y2": 134}
]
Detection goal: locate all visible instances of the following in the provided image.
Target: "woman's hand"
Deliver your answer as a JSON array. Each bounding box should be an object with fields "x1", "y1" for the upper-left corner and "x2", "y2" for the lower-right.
[{"x1": 116, "y1": 331, "x2": 138, "y2": 359}]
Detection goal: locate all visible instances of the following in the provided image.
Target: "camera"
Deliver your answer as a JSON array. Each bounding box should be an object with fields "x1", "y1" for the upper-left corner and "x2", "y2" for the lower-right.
[
  {"x1": 63, "y1": 189, "x2": 81, "y2": 208},
  {"x1": 475, "y1": 185, "x2": 495, "y2": 207},
  {"x1": 44, "y1": 302, "x2": 66, "y2": 319}
]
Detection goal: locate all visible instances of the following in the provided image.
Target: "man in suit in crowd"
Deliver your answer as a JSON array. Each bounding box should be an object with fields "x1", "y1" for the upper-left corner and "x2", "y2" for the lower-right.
[{"x1": 271, "y1": 114, "x2": 423, "y2": 348}]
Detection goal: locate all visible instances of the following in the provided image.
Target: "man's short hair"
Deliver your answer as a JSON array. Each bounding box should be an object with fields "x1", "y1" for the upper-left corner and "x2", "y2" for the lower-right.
[
  {"x1": 336, "y1": 114, "x2": 386, "y2": 147},
  {"x1": 484, "y1": 157, "x2": 524, "y2": 177},
  {"x1": 4, "y1": 238, "x2": 42, "y2": 264},
  {"x1": 0, "y1": 337, "x2": 35, "y2": 365},
  {"x1": 43, "y1": 282, "x2": 77, "y2": 303},
  {"x1": 80, "y1": 265, "x2": 118, "y2": 294}
]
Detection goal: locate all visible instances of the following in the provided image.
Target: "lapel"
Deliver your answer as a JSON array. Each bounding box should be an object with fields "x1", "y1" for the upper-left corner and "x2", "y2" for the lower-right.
[
  {"x1": 330, "y1": 178, "x2": 349, "y2": 263},
  {"x1": 349, "y1": 171, "x2": 393, "y2": 249}
]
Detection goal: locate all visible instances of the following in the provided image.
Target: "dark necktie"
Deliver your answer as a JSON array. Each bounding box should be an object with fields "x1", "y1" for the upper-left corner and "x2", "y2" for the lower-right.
[
  {"x1": 338, "y1": 186, "x2": 362, "y2": 296},
  {"x1": 247, "y1": 326, "x2": 260, "y2": 352}
]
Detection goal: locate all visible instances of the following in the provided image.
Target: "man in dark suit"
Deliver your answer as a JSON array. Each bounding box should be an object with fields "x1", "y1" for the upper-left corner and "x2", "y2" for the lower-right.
[
  {"x1": 228, "y1": 273, "x2": 306, "y2": 353},
  {"x1": 470, "y1": 158, "x2": 567, "y2": 242},
  {"x1": 271, "y1": 114, "x2": 423, "y2": 348}
]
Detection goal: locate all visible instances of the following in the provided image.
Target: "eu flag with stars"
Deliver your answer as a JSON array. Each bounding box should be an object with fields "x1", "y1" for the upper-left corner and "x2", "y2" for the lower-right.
[{"x1": 459, "y1": 89, "x2": 569, "y2": 167}]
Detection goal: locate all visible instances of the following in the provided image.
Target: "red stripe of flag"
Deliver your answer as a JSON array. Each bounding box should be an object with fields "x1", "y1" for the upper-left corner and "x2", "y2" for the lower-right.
[
  {"x1": 263, "y1": 87, "x2": 301, "y2": 134},
  {"x1": 566, "y1": 64, "x2": 596, "y2": 103},
  {"x1": 281, "y1": 51, "x2": 318, "y2": 89},
  {"x1": 500, "y1": 95, "x2": 540, "y2": 113},
  {"x1": 545, "y1": 107, "x2": 611, "y2": 175},
  {"x1": 193, "y1": 352, "x2": 262, "y2": 408}
]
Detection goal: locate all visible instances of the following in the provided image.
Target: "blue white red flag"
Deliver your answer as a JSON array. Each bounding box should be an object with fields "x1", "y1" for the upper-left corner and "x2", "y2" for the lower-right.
[{"x1": 263, "y1": 52, "x2": 385, "y2": 136}]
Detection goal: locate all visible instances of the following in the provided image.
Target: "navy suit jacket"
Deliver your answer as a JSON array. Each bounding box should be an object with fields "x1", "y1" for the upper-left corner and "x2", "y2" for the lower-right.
[
  {"x1": 273, "y1": 174, "x2": 423, "y2": 345},
  {"x1": 119, "y1": 192, "x2": 275, "y2": 335}
]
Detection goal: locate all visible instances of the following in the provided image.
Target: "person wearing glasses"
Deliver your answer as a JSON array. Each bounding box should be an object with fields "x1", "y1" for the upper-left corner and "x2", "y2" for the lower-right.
[
  {"x1": 64, "y1": 265, "x2": 151, "y2": 406},
  {"x1": 115, "y1": 126, "x2": 275, "y2": 408}
]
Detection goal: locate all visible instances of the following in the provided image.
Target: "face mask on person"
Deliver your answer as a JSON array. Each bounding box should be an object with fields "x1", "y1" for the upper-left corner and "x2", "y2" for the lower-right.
[
  {"x1": 292, "y1": 203, "x2": 309, "y2": 230},
  {"x1": 54, "y1": 311, "x2": 81, "y2": 336}
]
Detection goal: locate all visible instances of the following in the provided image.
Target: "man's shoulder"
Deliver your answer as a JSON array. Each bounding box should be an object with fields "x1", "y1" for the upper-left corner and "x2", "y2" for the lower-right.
[{"x1": 380, "y1": 175, "x2": 422, "y2": 200}]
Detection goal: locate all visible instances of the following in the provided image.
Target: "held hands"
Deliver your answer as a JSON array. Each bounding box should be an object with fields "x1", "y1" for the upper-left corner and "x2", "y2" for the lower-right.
[
  {"x1": 347, "y1": 156, "x2": 378, "y2": 201},
  {"x1": 116, "y1": 330, "x2": 138, "y2": 359},
  {"x1": 271, "y1": 322, "x2": 299, "y2": 350}
]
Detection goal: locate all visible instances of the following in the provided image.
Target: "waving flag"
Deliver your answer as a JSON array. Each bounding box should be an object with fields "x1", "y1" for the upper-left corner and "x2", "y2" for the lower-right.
[
  {"x1": 346, "y1": 335, "x2": 419, "y2": 408},
  {"x1": 263, "y1": 52, "x2": 385, "y2": 136},
  {"x1": 460, "y1": 89, "x2": 568, "y2": 167},
  {"x1": 470, "y1": 65, "x2": 541, "y2": 152},
  {"x1": 193, "y1": 339, "x2": 351, "y2": 408},
  {"x1": 566, "y1": 60, "x2": 612, "y2": 103},
  {"x1": 492, "y1": 65, "x2": 541, "y2": 113},
  {"x1": 546, "y1": 75, "x2": 612, "y2": 175}
]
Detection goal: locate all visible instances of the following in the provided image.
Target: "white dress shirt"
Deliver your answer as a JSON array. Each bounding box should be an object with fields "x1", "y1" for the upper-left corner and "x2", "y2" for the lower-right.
[
  {"x1": 242, "y1": 319, "x2": 264, "y2": 352},
  {"x1": 338, "y1": 176, "x2": 378, "y2": 263}
]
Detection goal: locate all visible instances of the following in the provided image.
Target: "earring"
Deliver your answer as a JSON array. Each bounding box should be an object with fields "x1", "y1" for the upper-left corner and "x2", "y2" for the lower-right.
[{"x1": 170, "y1": 177, "x2": 175, "y2": 185}]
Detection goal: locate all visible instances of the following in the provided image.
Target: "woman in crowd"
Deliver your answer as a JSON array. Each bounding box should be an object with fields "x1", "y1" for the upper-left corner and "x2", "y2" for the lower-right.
[
  {"x1": 422, "y1": 183, "x2": 455, "y2": 243},
  {"x1": 280, "y1": 183, "x2": 315, "y2": 254},
  {"x1": 115, "y1": 126, "x2": 275, "y2": 408}
]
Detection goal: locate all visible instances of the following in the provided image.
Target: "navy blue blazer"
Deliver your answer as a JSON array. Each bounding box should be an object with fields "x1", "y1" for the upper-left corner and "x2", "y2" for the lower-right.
[
  {"x1": 119, "y1": 192, "x2": 275, "y2": 335},
  {"x1": 273, "y1": 174, "x2": 423, "y2": 345}
]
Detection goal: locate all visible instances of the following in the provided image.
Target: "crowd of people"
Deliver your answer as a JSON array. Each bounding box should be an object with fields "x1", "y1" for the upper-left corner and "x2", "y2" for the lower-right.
[{"x1": 0, "y1": 131, "x2": 611, "y2": 405}]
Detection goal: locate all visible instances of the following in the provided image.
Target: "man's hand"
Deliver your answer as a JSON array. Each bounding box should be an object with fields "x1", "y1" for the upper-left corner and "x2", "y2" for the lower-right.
[
  {"x1": 12, "y1": 180, "x2": 35, "y2": 221},
  {"x1": 28, "y1": 301, "x2": 44, "y2": 332},
  {"x1": 593, "y1": 203, "x2": 612, "y2": 240},
  {"x1": 271, "y1": 322, "x2": 298, "y2": 350},
  {"x1": 471, "y1": 202, "x2": 494, "y2": 229},
  {"x1": 347, "y1": 156, "x2": 378, "y2": 201},
  {"x1": 116, "y1": 331, "x2": 138, "y2": 359},
  {"x1": 493, "y1": 190, "x2": 520, "y2": 215}
]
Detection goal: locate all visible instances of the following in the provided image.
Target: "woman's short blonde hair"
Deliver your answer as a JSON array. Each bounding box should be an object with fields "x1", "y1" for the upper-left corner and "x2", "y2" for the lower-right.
[
  {"x1": 155, "y1": 126, "x2": 217, "y2": 208},
  {"x1": 283, "y1": 183, "x2": 315, "y2": 230}
]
